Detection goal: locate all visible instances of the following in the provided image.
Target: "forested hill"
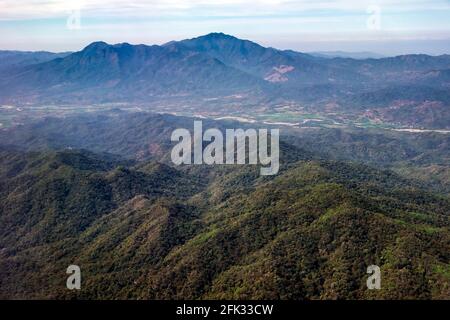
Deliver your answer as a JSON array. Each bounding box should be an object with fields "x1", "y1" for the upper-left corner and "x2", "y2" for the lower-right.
[{"x1": 0, "y1": 144, "x2": 449, "y2": 299}]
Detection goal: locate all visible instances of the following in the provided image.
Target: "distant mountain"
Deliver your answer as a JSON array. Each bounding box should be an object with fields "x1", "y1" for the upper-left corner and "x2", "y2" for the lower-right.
[
  {"x1": 0, "y1": 50, "x2": 71, "y2": 71},
  {"x1": 0, "y1": 33, "x2": 449, "y2": 128},
  {"x1": 172, "y1": 33, "x2": 345, "y2": 85},
  {"x1": 327, "y1": 54, "x2": 450, "y2": 83},
  {"x1": 309, "y1": 51, "x2": 386, "y2": 59},
  {"x1": 0, "y1": 39, "x2": 265, "y2": 103}
]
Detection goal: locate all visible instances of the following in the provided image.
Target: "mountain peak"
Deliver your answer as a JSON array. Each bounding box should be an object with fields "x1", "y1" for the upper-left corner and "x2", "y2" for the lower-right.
[
  {"x1": 113, "y1": 42, "x2": 133, "y2": 48},
  {"x1": 202, "y1": 32, "x2": 236, "y2": 39},
  {"x1": 187, "y1": 32, "x2": 241, "y2": 43},
  {"x1": 82, "y1": 41, "x2": 110, "y2": 51}
]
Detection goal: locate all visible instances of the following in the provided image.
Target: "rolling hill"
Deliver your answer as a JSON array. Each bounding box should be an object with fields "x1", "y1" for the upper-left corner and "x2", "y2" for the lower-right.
[{"x1": 0, "y1": 144, "x2": 448, "y2": 299}]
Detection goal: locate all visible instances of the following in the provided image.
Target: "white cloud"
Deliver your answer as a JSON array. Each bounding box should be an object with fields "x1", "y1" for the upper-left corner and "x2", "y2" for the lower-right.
[{"x1": 0, "y1": 0, "x2": 449, "y2": 20}]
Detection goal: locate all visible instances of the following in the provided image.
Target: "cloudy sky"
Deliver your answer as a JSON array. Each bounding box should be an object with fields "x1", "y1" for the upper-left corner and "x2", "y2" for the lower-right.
[{"x1": 1, "y1": 0, "x2": 449, "y2": 55}]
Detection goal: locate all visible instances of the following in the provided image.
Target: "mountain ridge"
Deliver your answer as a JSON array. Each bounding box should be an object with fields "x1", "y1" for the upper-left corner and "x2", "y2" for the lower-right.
[
  {"x1": 0, "y1": 33, "x2": 449, "y2": 128},
  {"x1": 0, "y1": 144, "x2": 449, "y2": 299}
]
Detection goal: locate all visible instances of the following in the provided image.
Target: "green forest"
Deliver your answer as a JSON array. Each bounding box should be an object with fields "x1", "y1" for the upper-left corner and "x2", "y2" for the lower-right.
[{"x1": 0, "y1": 112, "x2": 448, "y2": 299}]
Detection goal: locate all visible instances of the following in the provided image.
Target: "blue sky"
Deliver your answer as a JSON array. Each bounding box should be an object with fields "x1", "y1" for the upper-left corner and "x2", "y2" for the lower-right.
[{"x1": 0, "y1": 0, "x2": 449, "y2": 55}]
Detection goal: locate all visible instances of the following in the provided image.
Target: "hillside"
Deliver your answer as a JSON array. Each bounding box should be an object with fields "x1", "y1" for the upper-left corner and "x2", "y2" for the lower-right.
[
  {"x1": 2, "y1": 111, "x2": 448, "y2": 193},
  {"x1": 0, "y1": 146, "x2": 448, "y2": 299}
]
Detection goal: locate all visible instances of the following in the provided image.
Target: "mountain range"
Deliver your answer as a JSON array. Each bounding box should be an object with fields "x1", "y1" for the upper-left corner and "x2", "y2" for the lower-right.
[
  {"x1": 309, "y1": 51, "x2": 386, "y2": 59},
  {"x1": 0, "y1": 33, "x2": 449, "y2": 128}
]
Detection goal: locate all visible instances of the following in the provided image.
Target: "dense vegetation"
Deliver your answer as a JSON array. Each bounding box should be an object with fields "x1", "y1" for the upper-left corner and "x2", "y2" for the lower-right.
[
  {"x1": 2, "y1": 112, "x2": 449, "y2": 194},
  {"x1": 0, "y1": 113, "x2": 449, "y2": 299}
]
